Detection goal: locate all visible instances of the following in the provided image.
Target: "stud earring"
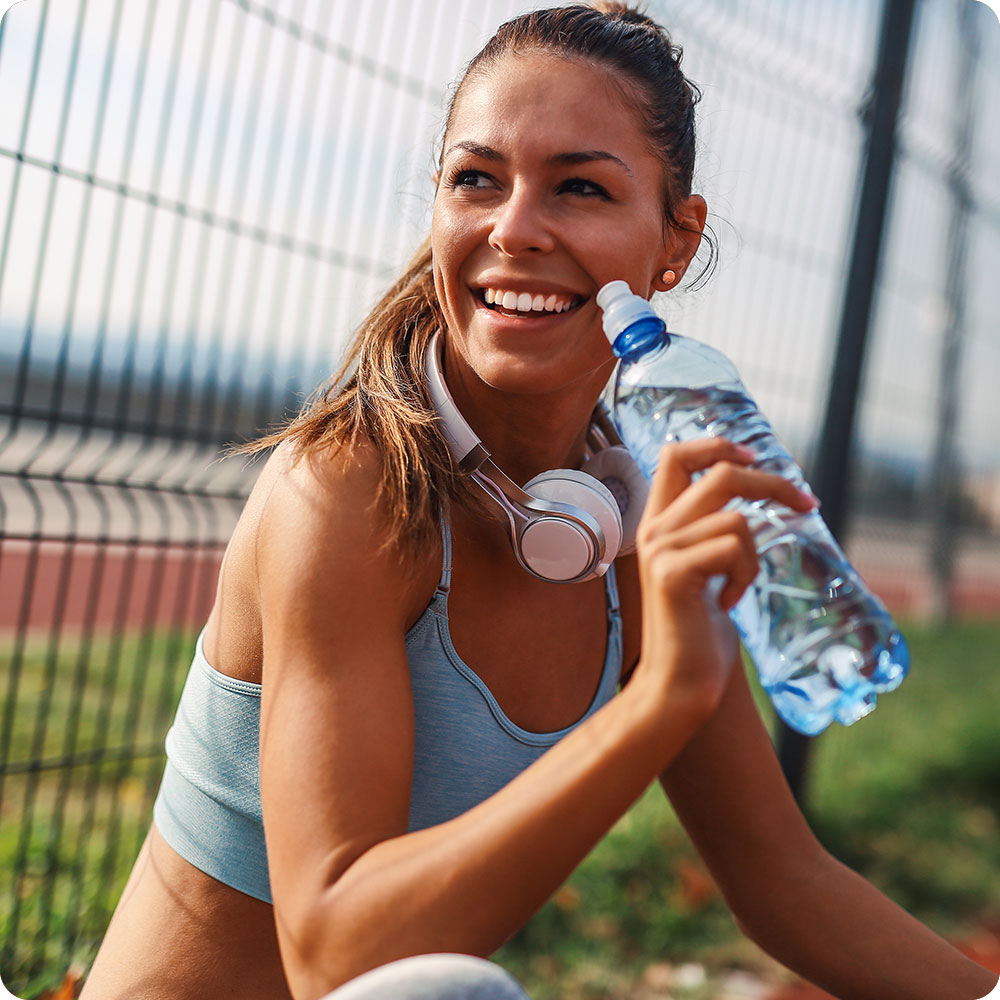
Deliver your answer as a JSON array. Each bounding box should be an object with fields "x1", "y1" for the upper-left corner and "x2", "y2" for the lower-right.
[{"x1": 661, "y1": 269, "x2": 676, "y2": 287}]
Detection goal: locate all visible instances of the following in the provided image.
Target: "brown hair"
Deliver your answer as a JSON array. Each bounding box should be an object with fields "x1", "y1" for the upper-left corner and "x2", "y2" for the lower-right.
[{"x1": 240, "y1": 3, "x2": 708, "y2": 557}]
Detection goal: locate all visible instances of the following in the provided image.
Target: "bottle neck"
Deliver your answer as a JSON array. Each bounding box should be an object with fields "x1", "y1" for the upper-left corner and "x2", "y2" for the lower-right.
[{"x1": 611, "y1": 316, "x2": 668, "y2": 361}]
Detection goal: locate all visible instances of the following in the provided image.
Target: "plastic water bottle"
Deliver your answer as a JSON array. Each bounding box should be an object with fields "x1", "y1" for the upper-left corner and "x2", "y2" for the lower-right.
[{"x1": 597, "y1": 280, "x2": 909, "y2": 736}]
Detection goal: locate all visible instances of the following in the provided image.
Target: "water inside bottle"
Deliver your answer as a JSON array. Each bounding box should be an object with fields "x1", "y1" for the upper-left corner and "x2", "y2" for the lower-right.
[{"x1": 614, "y1": 383, "x2": 909, "y2": 735}]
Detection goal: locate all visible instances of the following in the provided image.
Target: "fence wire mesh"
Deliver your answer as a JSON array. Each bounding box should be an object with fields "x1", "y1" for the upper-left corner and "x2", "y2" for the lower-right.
[{"x1": 0, "y1": 0, "x2": 997, "y2": 992}]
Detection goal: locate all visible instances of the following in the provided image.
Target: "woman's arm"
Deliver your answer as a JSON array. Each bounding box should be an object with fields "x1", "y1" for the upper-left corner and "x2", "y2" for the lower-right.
[
  {"x1": 659, "y1": 662, "x2": 997, "y2": 1000},
  {"x1": 257, "y1": 439, "x2": 813, "y2": 999}
]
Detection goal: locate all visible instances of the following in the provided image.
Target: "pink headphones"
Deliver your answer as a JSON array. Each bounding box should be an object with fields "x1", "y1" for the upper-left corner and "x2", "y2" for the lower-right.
[{"x1": 424, "y1": 331, "x2": 648, "y2": 584}]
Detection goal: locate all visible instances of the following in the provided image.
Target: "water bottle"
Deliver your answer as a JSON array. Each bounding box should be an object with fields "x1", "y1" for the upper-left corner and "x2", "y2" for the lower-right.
[{"x1": 597, "y1": 280, "x2": 909, "y2": 736}]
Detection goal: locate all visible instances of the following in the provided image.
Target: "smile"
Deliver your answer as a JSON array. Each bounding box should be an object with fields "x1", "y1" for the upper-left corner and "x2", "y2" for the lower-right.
[{"x1": 479, "y1": 287, "x2": 584, "y2": 316}]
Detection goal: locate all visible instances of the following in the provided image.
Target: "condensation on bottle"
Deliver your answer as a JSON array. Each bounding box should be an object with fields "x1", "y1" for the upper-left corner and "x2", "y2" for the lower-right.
[{"x1": 597, "y1": 280, "x2": 909, "y2": 736}]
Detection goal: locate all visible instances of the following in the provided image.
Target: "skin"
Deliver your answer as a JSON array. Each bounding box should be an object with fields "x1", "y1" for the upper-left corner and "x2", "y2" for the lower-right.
[{"x1": 80, "y1": 51, "x2": 997, "y2": 1000}]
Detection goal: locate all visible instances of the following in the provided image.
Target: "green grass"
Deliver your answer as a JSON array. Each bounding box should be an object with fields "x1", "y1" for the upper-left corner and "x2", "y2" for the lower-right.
[
  {"x1": 808, "y1": 621, "x2": 1000, "y2": 933},
  {"x1": 0, "y1": 628, "x2": 196, "y2": 998},
  {"x1": 2, "y1": 621, "x2": 999, "y2": 998}
]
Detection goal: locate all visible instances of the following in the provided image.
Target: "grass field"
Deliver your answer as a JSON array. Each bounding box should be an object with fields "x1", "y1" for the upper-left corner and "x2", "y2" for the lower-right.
[
  {"x1": 1, "y1": 620, "x2": 999, "y2": 998},
  {"x1": 0, "y1": 629, "x2": 195, "y2": 998}
]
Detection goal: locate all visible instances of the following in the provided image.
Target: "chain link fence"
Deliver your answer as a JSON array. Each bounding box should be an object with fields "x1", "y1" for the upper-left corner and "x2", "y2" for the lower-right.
[{"x1": 0, "y1": 0, "x2": 997, "y2": 993}]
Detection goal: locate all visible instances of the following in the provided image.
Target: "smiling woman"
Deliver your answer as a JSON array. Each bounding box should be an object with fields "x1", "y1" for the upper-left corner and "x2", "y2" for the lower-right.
[{"x1": 77, "y1": 4, "x2": 999, "y2": 1000}]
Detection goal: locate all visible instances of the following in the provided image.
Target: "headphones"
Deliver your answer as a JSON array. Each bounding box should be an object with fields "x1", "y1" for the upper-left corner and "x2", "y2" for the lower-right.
[{"x1": 424, "y1": 331, "x2": 648, "y2": 584}]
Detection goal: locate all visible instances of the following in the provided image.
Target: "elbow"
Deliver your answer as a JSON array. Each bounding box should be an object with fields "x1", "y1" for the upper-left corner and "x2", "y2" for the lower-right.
[
  {"x1": 270, "y1": 831, "x2": 398, "y2": 997},
  {"x1": 273, "y1": 859, "x2": 382, "y2": 999},
  {"x1": 274, "y1": 887, "x2": 353, "y2": 1000},
  {"x1": 274, "y1": 865, "x2": 422, "y2": 999}
]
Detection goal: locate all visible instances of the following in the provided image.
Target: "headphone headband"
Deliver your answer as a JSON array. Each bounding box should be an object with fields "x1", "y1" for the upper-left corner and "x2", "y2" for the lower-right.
[{"x1": 424, "y1": 331, "x2": 487, "y2": 471}]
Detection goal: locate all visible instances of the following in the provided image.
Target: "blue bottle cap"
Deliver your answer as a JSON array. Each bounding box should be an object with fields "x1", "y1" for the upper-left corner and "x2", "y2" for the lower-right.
[
  {"x1": 596, "y1": 281, "x2": 659, "y2": 346},
  {"x1": 597, "y1": 280, "x2": 666, "y2": 357}
]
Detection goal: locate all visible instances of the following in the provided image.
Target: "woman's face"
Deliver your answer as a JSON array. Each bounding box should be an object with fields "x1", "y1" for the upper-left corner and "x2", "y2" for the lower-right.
[{"x1": 431, "y1": 51, "x2": 703, "y2": 402}]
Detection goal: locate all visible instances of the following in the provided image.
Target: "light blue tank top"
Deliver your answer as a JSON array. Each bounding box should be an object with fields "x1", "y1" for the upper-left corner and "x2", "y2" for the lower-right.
[{"x1": 153, "y1": 517, "x2": 623, "y2": 903}]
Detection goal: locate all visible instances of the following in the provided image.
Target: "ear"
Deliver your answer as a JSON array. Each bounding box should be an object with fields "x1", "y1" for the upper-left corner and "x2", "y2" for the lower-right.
[{"x1": 655, "y1": 194, "x2": 708, "y2": 290}]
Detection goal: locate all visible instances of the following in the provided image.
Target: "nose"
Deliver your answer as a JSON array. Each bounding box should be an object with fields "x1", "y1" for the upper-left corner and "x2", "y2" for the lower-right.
[{"x1": 488, "y1": 184, "x2": 554, "y2": 257}]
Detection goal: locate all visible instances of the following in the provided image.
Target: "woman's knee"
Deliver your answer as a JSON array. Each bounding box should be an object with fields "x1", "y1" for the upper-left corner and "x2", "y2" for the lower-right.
[{"x1": 319, "y1": 953, "x2": 530, "y2": 1000}]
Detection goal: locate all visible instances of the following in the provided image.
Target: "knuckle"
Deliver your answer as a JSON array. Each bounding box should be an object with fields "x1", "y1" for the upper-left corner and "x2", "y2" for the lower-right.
[
  {"x1": 720, "y1": 509, "x2": 747, "y2": 534},
  {"x1": 641, "y1": 538, "x2": 680, "y2": 582},
  {"x1": 720, "y1": 534, "x2": 744, "y2": 560},
  {"x1": 657, "y1": 440, "x2": 683, "y2": 462},
  {"x1": 703, "y1": 461, "x2": 735, "y2": 488},
  {"x1": 636, "y1": 517, "x2": 659, "y2": 549}
]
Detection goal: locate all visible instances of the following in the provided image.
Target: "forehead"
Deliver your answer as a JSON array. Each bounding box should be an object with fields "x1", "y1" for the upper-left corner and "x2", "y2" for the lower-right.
[{"x1": 445, "y1": 51, "x2": 651, "y2": 161}]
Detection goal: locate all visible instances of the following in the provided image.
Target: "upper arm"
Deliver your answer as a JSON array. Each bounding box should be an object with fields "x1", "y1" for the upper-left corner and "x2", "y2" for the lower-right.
[
  {"x1": 254, "y1": 445, "x2": 431, "y2": 957},
  {"x1": 658, "y1": 660, "x2": 825, "y2": 913}
]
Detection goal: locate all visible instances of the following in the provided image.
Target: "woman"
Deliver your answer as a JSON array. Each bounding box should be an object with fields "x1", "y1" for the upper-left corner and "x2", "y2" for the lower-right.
[{"x1": 81, "y1": 4, "x2": 998, "y2": 999}]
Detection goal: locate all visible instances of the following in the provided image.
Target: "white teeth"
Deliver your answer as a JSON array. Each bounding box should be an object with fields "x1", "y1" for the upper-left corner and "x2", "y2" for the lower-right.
[{"x1": 484, "y1": 287, "x2": 578, "y2": 314}]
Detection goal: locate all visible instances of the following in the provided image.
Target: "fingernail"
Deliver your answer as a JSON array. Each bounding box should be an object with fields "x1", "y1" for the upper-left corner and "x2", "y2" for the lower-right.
[{"x1": 734, "y1": 444, "x2": 755, "y2": 460}]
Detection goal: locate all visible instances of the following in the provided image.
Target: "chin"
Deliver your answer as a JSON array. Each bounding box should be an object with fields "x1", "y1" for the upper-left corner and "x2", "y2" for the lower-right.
[{"x1": 484, "y1": 354, "x2": 612, "y2": 401}]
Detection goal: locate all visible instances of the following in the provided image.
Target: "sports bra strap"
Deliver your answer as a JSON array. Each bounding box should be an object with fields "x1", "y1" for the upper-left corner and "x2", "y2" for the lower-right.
[
  {"x1": 436, "y1": 511, "x2": 453, "y2": 596},
  {"x1": 603, "y1": 559, "x2": 621, "y2": 617}
]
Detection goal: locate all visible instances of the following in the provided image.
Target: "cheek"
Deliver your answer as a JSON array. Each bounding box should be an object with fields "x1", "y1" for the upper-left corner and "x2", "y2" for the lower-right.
[
  {"x1": 431, "y1": 207, "x2": 470, "y2": 279},
  {"x1": 430, "y1": 219, "x2": 470, "y2": 329}
]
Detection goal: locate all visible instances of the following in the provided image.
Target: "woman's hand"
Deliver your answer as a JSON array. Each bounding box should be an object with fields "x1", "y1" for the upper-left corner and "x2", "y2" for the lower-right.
[{"x1": 630, "y1": 438, "x2": 817, "y2": 724}]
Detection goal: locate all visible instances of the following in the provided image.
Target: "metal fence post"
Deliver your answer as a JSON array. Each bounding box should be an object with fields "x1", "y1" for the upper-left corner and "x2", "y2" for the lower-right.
[
  {"x1": 927, "y1": 0, "x2": 982, "y2": 624},
  {"x1": 776, "y1": 0, "x2": 918, "y2": 801}
]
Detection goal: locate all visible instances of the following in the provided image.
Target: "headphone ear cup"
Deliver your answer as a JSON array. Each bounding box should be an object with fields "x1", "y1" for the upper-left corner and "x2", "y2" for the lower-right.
[
  {"x1": 523, "y1": 468, "x2": 623, "y2": 575},
  {"x1": 579, "y1": 446, "x2": 648, "y2": 556}
]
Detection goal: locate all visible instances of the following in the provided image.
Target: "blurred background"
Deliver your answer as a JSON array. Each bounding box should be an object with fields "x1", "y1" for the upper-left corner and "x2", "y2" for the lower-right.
[{"x1": 1, "y1": 0, "x2": 998, "y2": 996}]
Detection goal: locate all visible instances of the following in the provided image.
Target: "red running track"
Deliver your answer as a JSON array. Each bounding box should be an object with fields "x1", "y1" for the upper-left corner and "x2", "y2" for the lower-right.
[{"x1": 0, "y1": 537, "x2": 223, "y2": 635}]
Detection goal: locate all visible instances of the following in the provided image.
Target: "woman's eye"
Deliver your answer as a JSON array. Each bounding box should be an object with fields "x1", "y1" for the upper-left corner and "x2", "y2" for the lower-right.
[
  {"x1": 560, "y1": 177, "x2": 610, "y2": 198},
  {"x1": 448, "y1": 169, "x2": 494, "y2": 190}
]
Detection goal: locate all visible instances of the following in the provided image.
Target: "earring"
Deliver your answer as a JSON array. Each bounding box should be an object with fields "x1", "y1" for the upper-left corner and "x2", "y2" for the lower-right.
[{"x1": 661, "y1": 269, "x2": 676, "y2": 287}]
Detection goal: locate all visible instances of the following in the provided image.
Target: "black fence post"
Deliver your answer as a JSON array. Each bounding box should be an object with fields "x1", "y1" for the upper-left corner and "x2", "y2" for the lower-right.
[
  {"x1": 927, "y1": 0, "x2": 982, "y2": 624},
  {"x1": 776, "y1": 0, "x2": 918, "y2": 801}
]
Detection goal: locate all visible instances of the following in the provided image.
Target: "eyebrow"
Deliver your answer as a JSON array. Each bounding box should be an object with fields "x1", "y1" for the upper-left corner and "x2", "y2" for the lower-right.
[{"x1": 443, "y1": 140, "x2": 631, "y2": 174}]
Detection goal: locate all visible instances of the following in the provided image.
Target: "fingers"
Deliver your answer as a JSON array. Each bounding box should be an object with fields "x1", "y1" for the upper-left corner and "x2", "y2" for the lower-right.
[
  {"x1": 645, "y1": 438, "x2": 755, "y2": 516},
  {"x1": 645, "y1": 442, "x2": 818, "y2": 532},
  {"x1": 640, "y1": 509, "x2": 759, "y2": 611},
  {"x1": 639, "y1": 440, "x2": 818, "y2": 614}
]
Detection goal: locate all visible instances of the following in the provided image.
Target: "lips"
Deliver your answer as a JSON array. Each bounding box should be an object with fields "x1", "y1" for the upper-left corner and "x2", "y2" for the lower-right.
[{"x1": 478, "y1": 286, "x2": 584, "y2": 316}]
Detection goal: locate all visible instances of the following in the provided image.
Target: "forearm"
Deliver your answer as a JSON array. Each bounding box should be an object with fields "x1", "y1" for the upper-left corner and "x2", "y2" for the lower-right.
[
  {"x1": 733, "y1": 849, "x2": 997, "y2": 1000},
  {"x1": 288, "y1": 678, "x2": 701, "y2": 996}
]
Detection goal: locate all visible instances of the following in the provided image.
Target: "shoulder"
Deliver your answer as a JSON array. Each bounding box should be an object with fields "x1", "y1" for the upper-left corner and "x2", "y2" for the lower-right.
[
  {"x1": 255, "y1": 438, "x2": 442, "y2": 641},
  {"x1": 258, "y1": 437, "x2": 401, "y2": 558}
]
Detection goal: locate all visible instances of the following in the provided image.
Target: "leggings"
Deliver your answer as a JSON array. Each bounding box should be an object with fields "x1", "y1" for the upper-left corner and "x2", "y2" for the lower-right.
[{"x1": 320, "y1": 954, "x2": 531, "y2": 1000}]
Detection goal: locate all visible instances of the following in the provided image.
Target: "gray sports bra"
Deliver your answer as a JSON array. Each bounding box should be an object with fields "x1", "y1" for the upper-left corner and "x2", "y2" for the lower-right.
[{"x1": 153, "y1": 516, "x2": 623, "y2": 902}]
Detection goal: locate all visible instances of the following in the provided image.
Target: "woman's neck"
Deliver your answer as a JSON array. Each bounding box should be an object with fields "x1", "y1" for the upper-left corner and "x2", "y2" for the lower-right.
[
  {"x1": 462, "y1": 386, "x2": 601, "y2": 485},
  {"x1": 440, "y1": 345, "x2": 614, "y2": 485}
]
